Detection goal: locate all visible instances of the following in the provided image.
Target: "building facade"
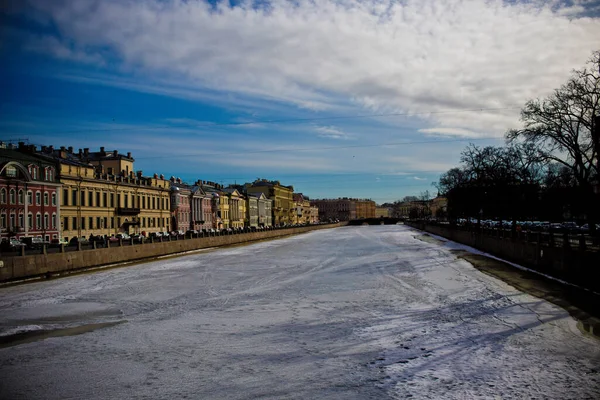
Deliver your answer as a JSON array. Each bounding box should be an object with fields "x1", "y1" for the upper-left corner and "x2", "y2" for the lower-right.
[
  {"x1": 0, "y1": 146, "x2": 61, "y2": 242},
  {"x1": 310, "y1": 198, "x2": 376, "y2": 221},
  {"x1": 246, "y1": 179, "x2": 293, "y2": 226},
  {"x1": 37, "y1": 146, "x2": 171, "y2": 240}
]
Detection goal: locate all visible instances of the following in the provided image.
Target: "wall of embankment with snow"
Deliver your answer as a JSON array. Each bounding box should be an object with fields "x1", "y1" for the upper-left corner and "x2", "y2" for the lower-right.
[
  {"x1": 405, "y1": 222, "x2": 600, "y2": 292},
  {"x1": 0, "y1": 223, "x2": 345, "y2": 283}
]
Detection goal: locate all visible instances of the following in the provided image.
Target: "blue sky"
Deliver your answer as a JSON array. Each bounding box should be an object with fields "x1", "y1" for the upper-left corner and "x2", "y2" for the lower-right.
[{"x1": 1, "y1": 0, "x2": 599, "y2": 204}]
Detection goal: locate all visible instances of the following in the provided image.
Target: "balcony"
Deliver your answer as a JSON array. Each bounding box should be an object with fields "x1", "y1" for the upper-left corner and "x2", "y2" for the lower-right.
[{"x1": 117, "y1": 207, "x2": 141, "y2": 216}]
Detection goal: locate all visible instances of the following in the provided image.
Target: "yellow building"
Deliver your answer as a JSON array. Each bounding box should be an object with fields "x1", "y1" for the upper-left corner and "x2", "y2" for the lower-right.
[
  {"x1": 355, "y1": 200, "x2": 376, "y2": 219},
  {"x1": 292, "y1": 193, "x2": 312, "y2": 224},
  {"x1": 223, "y1": 188, "x2": 246, "y2": 228},
  {"x1": 246, "y1": 179, "x2": 294, "y2": 226},
  {"x1": 217, "y1": 192, "x2": 230, "y2": 229},
  {"x1": 40, "y1": 147, "x2": 171, "y2": 240},
  {"x1": 375, "y1": 207, "x2": 391, "y2": 218}
]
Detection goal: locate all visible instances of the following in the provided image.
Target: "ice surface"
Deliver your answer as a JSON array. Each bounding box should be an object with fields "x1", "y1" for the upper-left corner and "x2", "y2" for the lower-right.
[{"x1": 0, "y1": 226, "x2": 598, "y2": 399}]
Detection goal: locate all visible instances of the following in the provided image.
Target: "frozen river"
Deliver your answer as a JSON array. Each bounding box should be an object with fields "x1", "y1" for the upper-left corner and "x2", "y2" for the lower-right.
[{"x1": 1, "y1": 225, "x2": 599, "y2": 399}]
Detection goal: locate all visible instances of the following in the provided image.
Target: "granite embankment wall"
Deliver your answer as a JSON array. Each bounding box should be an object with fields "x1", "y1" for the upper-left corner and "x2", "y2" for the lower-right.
[
  {"x1": 0, "y1": 223, "x2": 344, "y2": 283},
  {"x1": 405, "y1": 222, "x2": 600, "y2": 292}
]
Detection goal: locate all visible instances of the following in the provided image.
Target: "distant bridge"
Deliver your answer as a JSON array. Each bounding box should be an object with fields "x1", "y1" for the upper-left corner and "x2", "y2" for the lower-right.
[{"x1": 347, "y1": 217, "x2": 404, "y2": 225}]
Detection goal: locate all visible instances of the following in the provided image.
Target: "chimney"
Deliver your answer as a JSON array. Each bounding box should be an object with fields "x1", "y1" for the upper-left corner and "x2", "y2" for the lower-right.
[
  {"x1": 113, "y1": 150, "x2": 118, "y2": 157},
  {"x1": 41, "y1": 146, "x2": 48, "y2": 152},
  {"x1": 153, "y1": 173, "x2": 158, "y2": 179},
  {"x1": 68, "y1": 146, "x2": 73, "y2": 153},
  {"x1": 78, "y1": 148, "x2": 83, "y2": 158},
  {"x1": 137, "y1": 171, "x2": 143, "y2": 178},
  {"x1": 100, "y1": 146, "x2": 105, "y2": 156},
  {"x1": 170, "y1": 176, "x2": 175, "y2": 182},
  {"x1": 127, "y1": 152, "x2": 132, "y2": 159},
  {"x1": 159, "y1": 174, "x2": 164, "y2": 180},
  {"x1": 83, "y1": 148, "x2": 89, "y2": 156}
]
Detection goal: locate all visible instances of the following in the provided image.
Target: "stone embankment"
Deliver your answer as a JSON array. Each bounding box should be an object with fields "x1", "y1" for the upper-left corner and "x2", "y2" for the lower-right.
[{"x1": 0, "y1": 223, "x2": 345, "y2": 284}]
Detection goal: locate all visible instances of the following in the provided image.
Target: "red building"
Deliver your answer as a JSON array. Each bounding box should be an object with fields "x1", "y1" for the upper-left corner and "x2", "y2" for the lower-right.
[{"x1": 0, "y1": 146, "x2": 61, "y2": 242}]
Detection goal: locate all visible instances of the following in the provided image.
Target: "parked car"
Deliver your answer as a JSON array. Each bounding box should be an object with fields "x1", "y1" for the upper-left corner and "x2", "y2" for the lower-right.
[
  {"x1": 21, "y1": 236, "x2": 50, "y2": 249},
  {"x1": 89, "y1": 235, "x2": 106, "y2": 245},
  {"x1": 69, "y1": 237, "x2": 90, "y2": 246},
  {"x1": 108, "y1": 235, "x2": 120, "y2": 243},
  {"x1": 131, "y1": 234, "x2": 146, "y2": 243},
  {"x1": 50, "y1": 238, "x2": 69, "y2": 247},
  {"x1": 0, "y1": 238, "x2": 26, "y2": 251}
]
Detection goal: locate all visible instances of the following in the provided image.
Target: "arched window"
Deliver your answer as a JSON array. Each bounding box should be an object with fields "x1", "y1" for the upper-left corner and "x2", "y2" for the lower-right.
[
  {"x1": 18, "y1": 189, "x2": 24, "y2": 204},
  {"x1": 27, "y1": 191, "x2": 33, "y2": 205},
  {"x1": 0, "y1": 188, "x2": 5, "y2": 204},
  {"x1": 44, "y1": 213, "x2": 49, "y2": 229},
  {"x1": 9, "y1": 189, "x2": 16, "y2": 204},
  {"x1": 51, "y1": 193, "x2": 56, "y2": 206},
  {"x1": 35, "y1": 192, "x2": 41, "y2": 205},
  {"x1": 19, "y1": 212, "x2": 24, "y2": 229},
  {"x1": 0, "y1": 213, "x2": 5, "y2": 228},
  {"x1": 52, "y1": 213, "x2": 56, "y2": 229},
  {"x1": 9, "y1": 212, "x2": 15, "y2": 229},
  {"x1": 36, "y1": 213, "x2": 41, "y2": 229},
  {"x1": 44, "y1": 192, "x2": 49, "y2": 206},
  {"x1": 28, "y1": 213, "x2": 33, "y2": 230}
]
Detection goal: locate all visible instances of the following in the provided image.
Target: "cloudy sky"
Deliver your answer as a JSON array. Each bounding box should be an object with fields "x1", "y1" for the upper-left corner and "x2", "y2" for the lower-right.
[{"x1": 1, "y1": 0, "x2": 599, "y2": 203}]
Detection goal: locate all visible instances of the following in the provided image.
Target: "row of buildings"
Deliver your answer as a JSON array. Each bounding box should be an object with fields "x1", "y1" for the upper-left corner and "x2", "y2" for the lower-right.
[{"x1": 0, "y1": 143, "x2": 376, "y2": 242}]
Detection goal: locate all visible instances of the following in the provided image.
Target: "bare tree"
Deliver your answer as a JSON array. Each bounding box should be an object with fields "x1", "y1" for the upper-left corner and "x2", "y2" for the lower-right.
[{"x1": 506, "y1": 50, "x2": 599, "y2": 190}]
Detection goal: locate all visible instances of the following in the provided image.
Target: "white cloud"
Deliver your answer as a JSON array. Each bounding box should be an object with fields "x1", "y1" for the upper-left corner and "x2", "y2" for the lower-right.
[
  {"x1": 418, "y1": 127, "x2": 485, "y2": 138},
  {"x1": 13, "y1": 0, "x2": 600, "y2": 138},
  {"x1": 314, "y1": 125, "x2": 349, "y2": 139},
  {"x1": 413, "y1": 176, "x2": 426, "y2": 181}
]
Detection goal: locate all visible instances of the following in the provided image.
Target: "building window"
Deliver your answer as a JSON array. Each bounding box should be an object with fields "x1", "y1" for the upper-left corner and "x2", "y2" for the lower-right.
[
  {"x1": 103, "y1": 217, "x2": 107, "y2": 229},
  {"x1": 52, "y1": 213, "x2": 56, "y2": 229},
  {"x1": 72, "y1": 190, "x2": 77, "y2": 206},
  {"x1": 18, "y1": 190, "x2": 24, "y2": 204},
  {"x1": 0, "y1": 189, "x2": 6, "y2": 204},
  {"x1": 81, "y1": 191, "x2": 86, "y2": 206},
  {"x1": 28, "y1": 213, "x2": 33, "y2": 230},
  {"x1": 63, "y1": 189, "x2": 68, "y2": 206},
  {"x1": 10, "y1": 213, "x2": 15, "y2": 229},
  {"x1": 6, "y1": 165, "x2": 17, "y2": 177},
  {"x1": 110, "y1": 193, "x2": 115, "y2": 208},
  {"x1": 89, "y1": 217, "x2": 93, "y2": 229},
  {"x1": 32, "y1": 167, "x2": 37, "y2": 180},
  {"x1": 64, "y1": 217, "x2": 69, "y2": 231},
  {"x1": 142, "y1": 217, "x2": 145, "y2": 228},
  {"x1": 97, "y1": 217, "x2": 101, "y2": 228},
  {"x1": 124, "y1": 194, "x2": 128, "y2": 208},
  {"x1": 117, "y1": 217, "x2": 121, "y2": 227},
  {"x1": 36, "y1": 192, "x2": 41, "y2": 205},
  {"x1": 72, "y1": 217, "x2": 77, "y2": 230},
  {"x1": 88, "y1": 191, "x2": 93, "y2": 207},
  {"x1": 117, "y1": 194, "x2": 121, "y2": 207},
  {"x1": 103, "y1": 193, "x2": 107, "y2": 208},
  {"x1": 96, "y1": 192, "x2": 101, "y2": 207},
  {"x1": 44, "y1": 192, "x2": 49, "y2": 206},
  {"x1": 44, "y1": 213, "x2": 49, "y2": 229},
  {"x1": 19, "y1": 213, "x2": 24, "y2": 229},
  {"x1": 111, "y1": 217, "x2": 114, "y2": 229},
  {"x1": 0, "y1": 213, "x2": 5, "y2": 228},
  {"x1": 9, "y1": 189, "x2": 15, "y2": 204},
  {"x1": 36, "y1": 213, "x2": 41, "y2": 229},
  {"x1": 81, "y1": 217, "x2": 85, "y2": 230},
  {"x1": 52, "y1": 193, "x2": 56, "y2": 206},
  {"x1": 142, "y1": 196, "x2": 146, "y2": 209},
  {"x1": 152, "y1": 197, "x2": 156, "y2": 209}
]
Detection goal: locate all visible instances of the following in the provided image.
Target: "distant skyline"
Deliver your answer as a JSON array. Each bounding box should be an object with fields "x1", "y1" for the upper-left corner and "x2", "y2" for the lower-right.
[{"x1": 2, "y1": 0, "x2": 599, "y2": 203}]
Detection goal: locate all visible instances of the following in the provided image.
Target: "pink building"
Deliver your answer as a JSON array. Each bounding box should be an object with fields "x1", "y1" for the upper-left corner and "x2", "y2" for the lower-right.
[{"x1": 0, "y1": 147, "x2": 61, "y2": 242}]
